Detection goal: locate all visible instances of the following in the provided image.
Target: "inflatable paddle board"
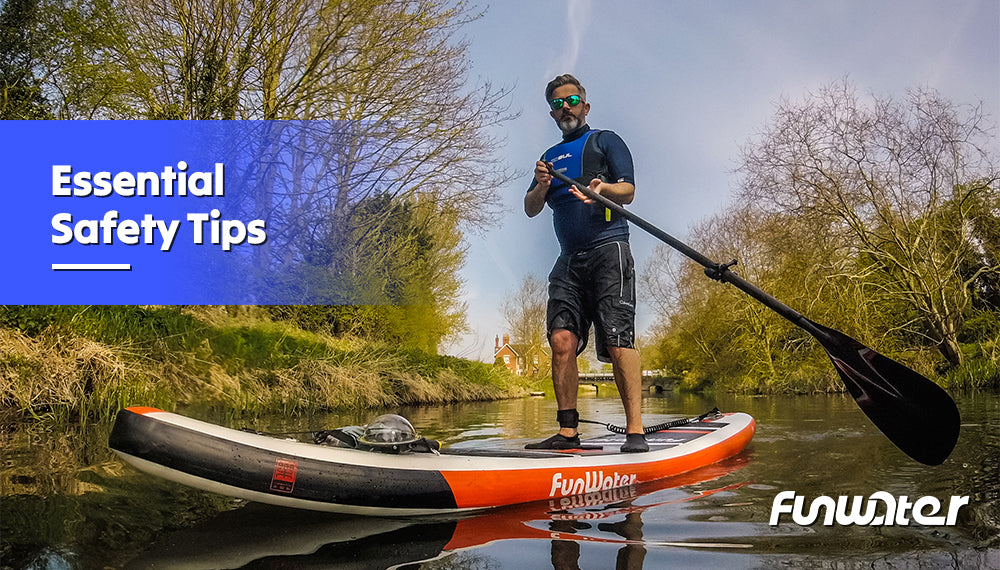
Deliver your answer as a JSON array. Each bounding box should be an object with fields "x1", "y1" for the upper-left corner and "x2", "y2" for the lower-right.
[{"x1": 108, "y1": 406, "x2": 754, "y2": 516}]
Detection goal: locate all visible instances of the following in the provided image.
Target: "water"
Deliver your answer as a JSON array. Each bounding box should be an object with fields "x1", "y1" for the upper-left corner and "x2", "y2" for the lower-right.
[{"x1": 2, "y1": 391, "x2": 997, "y2": 569}]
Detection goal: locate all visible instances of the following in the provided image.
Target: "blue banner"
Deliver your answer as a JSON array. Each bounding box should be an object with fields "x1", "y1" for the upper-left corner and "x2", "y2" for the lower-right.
[{"x1": 1, "y1": 121, "x2": 366, "y2": 304}]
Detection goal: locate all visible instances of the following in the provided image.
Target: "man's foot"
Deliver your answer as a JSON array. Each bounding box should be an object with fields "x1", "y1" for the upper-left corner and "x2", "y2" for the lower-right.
[
  {"x1": 620, "y1": 433, "x2": 648, "y2": 453},
  {"x1": 525, "y1": 433, "x2": 581, "y2": 450}
]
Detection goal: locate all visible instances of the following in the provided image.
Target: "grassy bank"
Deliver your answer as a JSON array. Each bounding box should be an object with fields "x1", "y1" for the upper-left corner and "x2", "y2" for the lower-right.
[
  {"x1": 667, "y1": 337, "x2": 999, "y2": 396},
  {"x1": 0, "y1": 306, "x2": 537, "y2": 423}
]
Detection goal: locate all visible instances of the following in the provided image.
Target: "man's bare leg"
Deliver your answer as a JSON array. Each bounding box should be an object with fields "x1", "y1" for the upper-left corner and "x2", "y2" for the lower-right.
[
  {"x1": 608, "y1": 346, "x2": 642, "y2": 432},
  {"x1": 609, "y1": 345, "x2": 647, "y2": 452},
  {"x1": 525, "y1": 328, "x2": 582, "y2": 449},
  {"x1": 550, "y1": 328, "x2": 580, "y2": 438}
]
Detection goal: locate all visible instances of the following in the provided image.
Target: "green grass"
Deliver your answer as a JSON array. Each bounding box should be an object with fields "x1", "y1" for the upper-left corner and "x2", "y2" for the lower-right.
[
  {"x1": 0, "y1": 306, "x2": 530, "y2": 423},
  {"x1": 940, "y1": 353, "x2": 1000, "y2": 391}
]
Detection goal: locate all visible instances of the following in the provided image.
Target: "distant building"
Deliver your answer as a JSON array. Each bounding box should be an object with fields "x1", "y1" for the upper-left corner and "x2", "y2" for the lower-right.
[{"x1": 493, "y1": 334, "x2": 549, "y2": 376}]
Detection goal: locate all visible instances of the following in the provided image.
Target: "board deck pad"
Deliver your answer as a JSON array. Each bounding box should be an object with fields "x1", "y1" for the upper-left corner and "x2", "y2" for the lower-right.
[{"x1": 443, "y1": 421, "x2": 729, "y2": 457}]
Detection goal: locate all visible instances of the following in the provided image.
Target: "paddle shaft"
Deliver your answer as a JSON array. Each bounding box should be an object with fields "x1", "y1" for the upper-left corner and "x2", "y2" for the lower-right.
[{"x1": 546, "y1": 169, "x2": 827, "y2": 340}]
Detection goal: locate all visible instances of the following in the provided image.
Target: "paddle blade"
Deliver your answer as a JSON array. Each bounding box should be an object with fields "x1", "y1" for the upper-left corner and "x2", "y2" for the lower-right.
[{"x1": 804, "y1": 319, "x2": 960, "y2": 465}]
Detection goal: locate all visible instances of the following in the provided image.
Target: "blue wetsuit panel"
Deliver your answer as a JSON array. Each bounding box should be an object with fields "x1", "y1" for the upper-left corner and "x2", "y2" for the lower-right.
[{"x1": 529, "y1": 126, "x2": 635, "y2": 253}]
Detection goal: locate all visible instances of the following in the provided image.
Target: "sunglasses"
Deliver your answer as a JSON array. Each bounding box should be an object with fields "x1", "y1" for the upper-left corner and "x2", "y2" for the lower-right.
[{"x1": 548, "y1": 94, "x2": 583, "y2": 110}]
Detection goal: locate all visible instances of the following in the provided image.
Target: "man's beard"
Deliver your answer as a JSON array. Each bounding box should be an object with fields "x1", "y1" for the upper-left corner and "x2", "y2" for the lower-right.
[{"x1": 558, "y1": 115, "x2": 581, "y2": 133}]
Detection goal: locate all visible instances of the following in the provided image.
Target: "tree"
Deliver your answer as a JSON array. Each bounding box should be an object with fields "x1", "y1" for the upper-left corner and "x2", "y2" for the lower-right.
[
  {"x1": 958, "y1": 184, "x2": 1000, "y2": 310},
  {"x1": 260, "y1": 191, "x2": 467, "y2": 353},
  {"x1": 3, "y1": 0, "x2": 141, "y2": 119},
  {"x1": 0, "y1": 0, "x2": 52, "y2": 118},
  {"x1": 501, "y1": 274, "x2": 548, "y2": 358},
  {"x1": 641, "y1": 242, "x2": 739, "y2": 388},
  {"x1": 642, "y1": 203, "x2": 846, "y2": 391},
  {"x1": 29, "y1": 0, "x2": 518, "y2": 349},
  {"x1": 64, "y1": 0, "x2": 515, "y2": 226},
  {"x1": 111, "y1": 2, "x2": 516, "y2": 345},
  {"x1": 738, "y1": 81, "x2": 998, "y2": 367}
]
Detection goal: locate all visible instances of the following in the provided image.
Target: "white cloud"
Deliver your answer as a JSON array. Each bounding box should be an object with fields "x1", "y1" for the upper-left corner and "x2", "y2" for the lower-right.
[{"x1": 546, "y1": 0, "x2": 593, "y2": 79}]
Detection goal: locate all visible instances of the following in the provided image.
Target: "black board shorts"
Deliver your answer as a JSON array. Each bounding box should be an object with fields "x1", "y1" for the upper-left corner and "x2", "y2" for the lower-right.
[{"x1": 546, "y1": 241, "x2": 636, "y2": 363}]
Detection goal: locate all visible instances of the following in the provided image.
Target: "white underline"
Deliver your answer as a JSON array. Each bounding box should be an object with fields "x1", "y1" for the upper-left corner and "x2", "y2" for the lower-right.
[{"x1": 52, "y1": 263, "x2": 133, "y2": 271}]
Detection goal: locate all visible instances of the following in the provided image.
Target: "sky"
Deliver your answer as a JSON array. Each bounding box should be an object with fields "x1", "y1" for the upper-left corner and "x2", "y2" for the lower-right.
[{"x1": 440, "y1": 0, "x2": 1000, "y2": 362}]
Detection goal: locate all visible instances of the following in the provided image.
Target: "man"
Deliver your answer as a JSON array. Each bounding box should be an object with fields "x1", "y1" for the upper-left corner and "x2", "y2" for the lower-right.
[{"x1": 524, "y1": 74, "x2": 647, "y2": 453}]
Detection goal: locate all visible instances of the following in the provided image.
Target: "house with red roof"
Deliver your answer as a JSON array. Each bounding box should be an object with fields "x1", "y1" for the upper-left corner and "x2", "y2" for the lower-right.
[{"x1": 493, "y1": 334, "x2": 549, "y2": 376}]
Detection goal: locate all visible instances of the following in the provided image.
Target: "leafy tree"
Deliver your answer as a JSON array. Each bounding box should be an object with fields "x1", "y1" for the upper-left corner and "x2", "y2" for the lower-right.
[
  {"x1": 1, "y1": 0, "x2": 140, "y2": 119},
  {"x1": 643, "y1": 203, "x2": 841, "y2": 391},
  {"x1": 956, "y1": 183, "x2": 1000, "y2": 310},
  {"x1": 642, "y1": 245, "x2": 742, "y2": 390},
  {"x1": 0, "y1": 0, "x2": 51, "y2": 118},
  {"x1": 261, "y1": 191, "x2": 466, "y2": 352}
]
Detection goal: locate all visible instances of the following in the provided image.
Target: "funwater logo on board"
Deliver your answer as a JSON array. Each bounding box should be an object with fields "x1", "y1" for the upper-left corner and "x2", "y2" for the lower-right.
[
  {"x1": 549, "y1": 471, "x2": 637, "y2": 497},
  {"x1": 769, "y1": 491, "x2": 970, "y2": 526}
]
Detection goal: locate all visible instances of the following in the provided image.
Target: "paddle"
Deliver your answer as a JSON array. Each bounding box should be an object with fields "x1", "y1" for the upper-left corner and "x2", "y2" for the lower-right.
[{"x1": 545, "y1": 166, "x2": 961, "y2": 465}]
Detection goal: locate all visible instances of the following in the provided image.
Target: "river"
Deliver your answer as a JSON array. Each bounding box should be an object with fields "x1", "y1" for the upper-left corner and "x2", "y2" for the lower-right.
[{"x1": 2, "y1": 391, "x2": 997, "y2": 569}]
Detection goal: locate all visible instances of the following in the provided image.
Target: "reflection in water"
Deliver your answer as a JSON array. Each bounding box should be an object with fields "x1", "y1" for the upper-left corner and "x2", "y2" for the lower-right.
[
  {"x1": 2, "y1": 392, "x2": 998, "y2": 568},
  {"x1": 123, "y1": 459, "x2": 749, "y2": 569},
  {"x1": 123, "y1": 506, "x2": 450, "y2": 569}
]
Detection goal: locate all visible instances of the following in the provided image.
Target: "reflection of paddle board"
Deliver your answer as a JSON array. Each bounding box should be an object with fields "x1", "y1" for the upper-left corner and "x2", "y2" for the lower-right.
[
  {"x1": 126, "y1": 460, "x2": 751, "y2": 569},
  {"x1": 109, "y1": 406, "x2": 754, "y2": 516}
]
